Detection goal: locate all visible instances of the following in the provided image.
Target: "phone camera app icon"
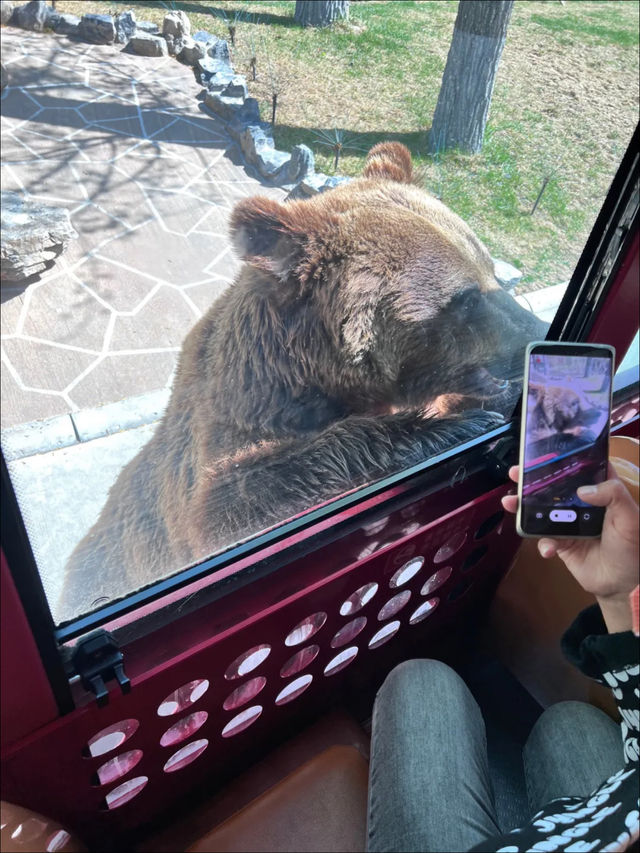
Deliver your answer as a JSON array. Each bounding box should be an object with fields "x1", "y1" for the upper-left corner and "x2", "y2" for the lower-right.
[
  {"x1": 535, "y1": 512, "x2": 544, "y2": 519},
  {"x1": 582, "y1": 512, "x2": 591, "y2": 521}
]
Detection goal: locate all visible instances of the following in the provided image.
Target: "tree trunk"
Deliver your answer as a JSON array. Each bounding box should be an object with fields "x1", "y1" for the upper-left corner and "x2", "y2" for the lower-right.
[
  {"x1": 428, "y1": 0, "x2": 514, "y2": 154},
  {"x1": 294, "y1": 1, "x2": 349, "y2": 28}
]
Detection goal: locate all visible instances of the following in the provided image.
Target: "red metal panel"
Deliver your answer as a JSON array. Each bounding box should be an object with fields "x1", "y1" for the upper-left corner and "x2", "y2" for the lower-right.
[
  {"x1": 0, "y1": 484, "x2": 517, "y2": 848},
  {"x1": 0, "y1": 549, "x2": 58, "y2": 749}
]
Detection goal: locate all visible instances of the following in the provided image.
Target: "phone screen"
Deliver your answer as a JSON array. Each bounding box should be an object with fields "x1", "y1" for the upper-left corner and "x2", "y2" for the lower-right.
[{"x1": 518, "y1": 343, "x2": 614, "y2": 538}]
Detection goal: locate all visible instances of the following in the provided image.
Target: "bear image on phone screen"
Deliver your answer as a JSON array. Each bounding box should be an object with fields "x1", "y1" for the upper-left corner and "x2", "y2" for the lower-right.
[{"x1": 522, "y1": 354, "x2": 611, "y2": 511}]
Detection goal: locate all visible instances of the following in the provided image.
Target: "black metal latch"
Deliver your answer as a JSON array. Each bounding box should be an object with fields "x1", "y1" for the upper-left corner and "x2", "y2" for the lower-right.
[
  {"x1": 71, "y1": 629, "x2": 131, "y2": 707},
  {"x1": 484, "y1": 431, "x2": 520, "y2": 483}
]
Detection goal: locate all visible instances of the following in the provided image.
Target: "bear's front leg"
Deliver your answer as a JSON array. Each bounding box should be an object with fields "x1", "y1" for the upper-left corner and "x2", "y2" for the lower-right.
[{"x1": 195, "y1": 409, "x2": 503, "y2": 549}]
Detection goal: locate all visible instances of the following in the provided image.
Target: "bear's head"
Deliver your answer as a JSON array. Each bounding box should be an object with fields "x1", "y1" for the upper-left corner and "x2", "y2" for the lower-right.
[{"x1": 229, "y1": 142, "x2": 548, "y2": 417}]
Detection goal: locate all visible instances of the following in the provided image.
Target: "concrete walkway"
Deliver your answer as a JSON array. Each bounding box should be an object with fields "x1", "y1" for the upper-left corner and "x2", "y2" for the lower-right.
[{"x1": 1, "y1": 26, "x2": 284, "y2": 432}]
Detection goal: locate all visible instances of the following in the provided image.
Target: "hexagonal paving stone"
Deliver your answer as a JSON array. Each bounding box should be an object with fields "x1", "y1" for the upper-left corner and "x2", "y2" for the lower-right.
[
  {"x1": 69, "y1": 351, "x2": 178, "y2": 410},
  {"x1": 21, "y1": 275, "x2": 112, "y2": 351},
  {"x1": 72, "y1": 255, "x2": 159, "y2": 314},
  {"x1": 3, "y1": 338, "x2": 98, "y2": 394},
  {"x1": 110, "y1": 286, "x2": 199, "y2": 351},
  {"x1": 1, "y1": 366, "x2": 70, "y2": 428}
]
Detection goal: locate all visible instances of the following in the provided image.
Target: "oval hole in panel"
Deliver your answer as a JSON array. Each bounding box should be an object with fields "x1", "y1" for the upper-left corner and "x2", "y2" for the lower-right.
[
  {"x1": 461, "y1": 545, "x2": 488, "y2": 573},
  {"x1": 222, "y1": 677, "x2": 267, "y2": 711},
  {"x1": 94, "y1": 749, "x2": 143, "y2": 786},
  {"x1": 339, "y1": 582, "x2": 378, "y2": 616},
  {"x1": 409, "y1": 597, "x2": 440, "y2": 625},
  {"x1": 221, "y1": 705, "x2": 263, "y2": 738},
  {"x1": 275, "y1": 674, "x2": 313, "y2": 706},
  {"x1": 330, "y1": 617, "x2": 367, "y2": 648},
  {"x1": 377, "y1": 590, "x2": 411, "y2": 621},
  {"x1": 323, "y1": 646, "x2": 358, "y2": 677},
  {"x1": 160, "y1": 711, "x2": 208, "y2": 748},
  {"x1": 280, "y1": 645, "x2": 320, "y2": 678},
  {"x1": 285, "y1": 612, "x2": 327, "y2": 647},
  {"x1": 368, "y1": 621, "x2": 401, "y2": 649},
  {"x1": 225, "y1": 645, "x2": 271, "y2": 680},
  {"x1": 433, "y1": 531, "x2": 467, "y2": 564},
  {"x1": 389, "y1": 557, "x2": 424, "y2": 588},
  {"x1": 474, "y1": 510, "x2": 504, "y2": 539},
  {"x1": 420, "y1": 566, "x2": 453, "y2": 596},
  {"x1": 102, "y1": 776, "x2": 148, "y2": 810},
  {"x1": 163, "y1": 739, "x2": 209, "y2": 773},
  {"x1": 157, "y1": 680, "x2": 209, "y2": 716},
  {"x1": 85, "y1": 719, "x2": 140, "y2": 758}
]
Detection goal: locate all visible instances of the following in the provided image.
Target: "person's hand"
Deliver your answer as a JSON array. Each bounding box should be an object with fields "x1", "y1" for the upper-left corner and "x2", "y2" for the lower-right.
[{"x1": 502, "y1": 463, "x2": 639, "y2": 633}]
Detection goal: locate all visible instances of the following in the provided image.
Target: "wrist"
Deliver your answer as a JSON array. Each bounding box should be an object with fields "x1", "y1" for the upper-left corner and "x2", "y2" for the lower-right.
[{"x1": 597, "y1": 594, "x2": 633, "y2": 634}]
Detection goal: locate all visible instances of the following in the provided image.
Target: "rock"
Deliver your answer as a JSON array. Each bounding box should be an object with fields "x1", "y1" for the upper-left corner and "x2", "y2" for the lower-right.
[
  {"x1": 1, "y1": 1, "x2": 14, "y2": 27},
  {"x1": 114, "y1": 9, "x2": 136, "y2": 44},
  {"x1": 1, "y1": 192, "x2": 78, "y2": 283},
  {"x1": 1, "y1": 63, "x2": 7, "y2": 91},
  {"x1": 10, "y1": 0, "x2": 52, "y2": 32},
  {"x1": 283, "y1": 145, "x2": 315, "y2": 184},
  {"x1": 50, "y1": 11, "x2": 80, "y2": 36},
  {"x1": 126, "y1": 32, "x2": 168, "y2": 57},
  {"x1": 136, "y1": 20, "x2": 159, "y2": 35},
  {"x1": 208, "y1": 37, "x2": 231, "y2": 64},
  {"x1": 177, "y1": 36, "x2": 205, "y2": 66},
  {"x1": 226, "y1": 98, "x2": 262, "y2": 142},
  {"x1": 493, "y1": 258, "x2": 523, "y2": 290},
  {"x1": 287, "y1": 173, "x2": 352, "y2": 200},
  {"x1": 163, "y1": 9, "x2": 190, "y2": 39},
  {"x1": 193, "y1": 29, "x2": 216, "y2": 45},
  {"x1": 196, "y1": 52, "x2": 233, "y2": 86},
  {"x1": 204, "y1": 90, "x2": 246, "y2": 122},
  {"x1": 78, "y1": 13, "x2": 116, "y2": 44}
]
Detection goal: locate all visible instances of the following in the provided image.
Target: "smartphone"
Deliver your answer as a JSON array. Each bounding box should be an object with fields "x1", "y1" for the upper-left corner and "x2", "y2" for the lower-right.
[{"x1": 517, "y1": 341, "x2": 615, "y2": 539}]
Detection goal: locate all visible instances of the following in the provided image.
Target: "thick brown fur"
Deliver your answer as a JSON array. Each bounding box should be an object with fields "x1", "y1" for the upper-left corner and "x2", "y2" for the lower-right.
[{"x1": 59, "y1": 143, "x2": 547, "y2": 620}]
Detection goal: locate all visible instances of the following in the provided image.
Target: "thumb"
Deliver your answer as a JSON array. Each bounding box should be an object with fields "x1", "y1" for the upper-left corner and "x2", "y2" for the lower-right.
[{"x1": 577, "y1": 478, "x2": 638, "y2": 531}]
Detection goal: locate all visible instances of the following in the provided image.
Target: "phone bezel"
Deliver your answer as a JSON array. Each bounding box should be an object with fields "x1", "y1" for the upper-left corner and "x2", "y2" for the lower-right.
[{"x1": 516, "y1": 340, "x2": 616, "y2": 539}]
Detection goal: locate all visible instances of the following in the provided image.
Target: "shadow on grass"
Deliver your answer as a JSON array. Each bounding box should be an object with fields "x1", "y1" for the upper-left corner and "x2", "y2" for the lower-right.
[{"x1": 112, "y1": 1, "x2": 299, "y2": 29}]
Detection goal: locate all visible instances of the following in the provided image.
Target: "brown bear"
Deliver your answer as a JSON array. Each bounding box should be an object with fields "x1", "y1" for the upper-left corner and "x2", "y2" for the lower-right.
[{"x1": 58, "y1": 142, "x2": 547, "y2": 620}]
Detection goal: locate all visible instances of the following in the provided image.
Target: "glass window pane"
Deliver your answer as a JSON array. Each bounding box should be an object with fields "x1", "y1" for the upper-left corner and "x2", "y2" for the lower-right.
[{"x1": 1, "y1": 4, "x2": 636, "y2": 624}]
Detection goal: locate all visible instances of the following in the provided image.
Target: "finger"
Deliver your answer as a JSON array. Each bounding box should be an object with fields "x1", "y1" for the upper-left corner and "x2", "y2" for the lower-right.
[
  {"x1": 508, "y1": 465, "x2": 519, "y2": 484},
  {"x1": 577, "y1": 477, "x2": 636, "y2": 508},
  {"x1": 501, "y1": 494, "x2": 518, "y2": 514},
  {"x1": 538, "y1": 538, "x2": 559, "y2": 559}
]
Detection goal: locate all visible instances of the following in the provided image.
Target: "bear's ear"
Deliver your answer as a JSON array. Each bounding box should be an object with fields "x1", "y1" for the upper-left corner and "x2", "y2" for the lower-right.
[
  {"x1": 362, "y1": 142, "x2": 413, "y2": 183},
  {"x1": 230, "y1": 197, "x2": 304, "y2": 279}
]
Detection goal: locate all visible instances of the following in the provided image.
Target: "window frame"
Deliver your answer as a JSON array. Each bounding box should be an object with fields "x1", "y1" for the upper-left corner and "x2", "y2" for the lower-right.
[{"x1": 1, "y1": 124, "x2": 638, "y2": 717}]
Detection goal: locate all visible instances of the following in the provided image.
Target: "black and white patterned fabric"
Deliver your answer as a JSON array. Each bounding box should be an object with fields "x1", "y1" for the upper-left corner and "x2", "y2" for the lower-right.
[{"x1": 471, "y1": 606, "x2": 639, "y2": 852}]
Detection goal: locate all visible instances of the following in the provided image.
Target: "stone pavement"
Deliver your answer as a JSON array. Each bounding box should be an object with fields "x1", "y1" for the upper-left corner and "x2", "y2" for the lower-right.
[{"x1": 0, "y1": 26, "x2": 285, "y2": 431}]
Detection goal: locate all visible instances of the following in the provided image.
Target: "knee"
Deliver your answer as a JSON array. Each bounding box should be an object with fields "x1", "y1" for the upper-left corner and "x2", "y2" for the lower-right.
[{"x1": 377, "y1": 659, "x2": 472, "y2": 710}]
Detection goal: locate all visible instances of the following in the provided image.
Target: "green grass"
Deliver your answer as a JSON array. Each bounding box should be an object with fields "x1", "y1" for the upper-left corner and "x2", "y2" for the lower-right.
[{"x1": 51, "y1": 0, "x2": 639, "y2": 289}]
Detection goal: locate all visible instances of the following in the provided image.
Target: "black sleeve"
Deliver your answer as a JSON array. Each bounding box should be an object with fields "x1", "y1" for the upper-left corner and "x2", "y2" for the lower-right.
[{"x1": 561, "y1": 603, "x2": 639, "y2": 681}]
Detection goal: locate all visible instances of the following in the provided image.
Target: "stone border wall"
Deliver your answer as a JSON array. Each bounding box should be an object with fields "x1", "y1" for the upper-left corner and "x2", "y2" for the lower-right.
[{"x1": 1, "y1": 0, "x2": 352, "y2": 198}]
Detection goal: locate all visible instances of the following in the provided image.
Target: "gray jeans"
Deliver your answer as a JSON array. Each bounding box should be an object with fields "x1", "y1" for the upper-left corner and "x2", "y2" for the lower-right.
[{"x1": 366, "y1": 659, "x2": 623, "y2": 853}]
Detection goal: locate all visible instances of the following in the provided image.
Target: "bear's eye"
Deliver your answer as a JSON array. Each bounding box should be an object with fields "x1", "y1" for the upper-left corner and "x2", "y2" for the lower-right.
[{"x1": 451, "y1": 286, "x2": 482, "y2": 313}]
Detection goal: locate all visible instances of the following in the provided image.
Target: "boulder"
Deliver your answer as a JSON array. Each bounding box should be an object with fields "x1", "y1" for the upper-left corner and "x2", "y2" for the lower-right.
[
  {"x1": 282, "y1": 144, "x2": 316, "y2": 185},
  {"x1": 493, "y1": 258, "x2": 523, "y2": 291},
  {"x1": 136, "y1": 20, "x2": 159, "y2": 35},
  {"x1": 177, "y1": 36, "x2": 205, "y2": 66},
  {"x1": 163, "y1": 9, "x2": 190, "y2": 39},
  {"x1": 192, "y1": 29, "x2": 216, "y2": 45},
  {"x1": 50, "y1": 12, "x2": 80, "y2": 36},
  {"x1": 78, "y1": 13, "x2": 116, "y2": 44},
  {"x1": 1, "y1": 1, "x2": 14, "y2": 27},
  {"x1": 287, "y1": 173, "x2": 352, "y2": 200},
  {"x1": 197, "y1": 53, "x2": 233, "y2": 86},
  {"x1": 226, "y1": 98, "x2": 262, "y2": 142},
  {"x1": 114, "y1": 9, "x2": 136, "y2": 44},
  {"x1": 204, "y1": 90, "x2": 245, "y2": 123},
  {"x1": 126, "y1": 32, "x2": 168, "y2": 57},
  {"x1": 10, "y1": 0, "x2": 52, "y2": 32},
  {"x1": 1, "y1": 192, "x2": 78, "y2": 283}
]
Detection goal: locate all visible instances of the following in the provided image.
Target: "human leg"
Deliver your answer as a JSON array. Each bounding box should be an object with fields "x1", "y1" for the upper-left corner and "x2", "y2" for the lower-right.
[
  {"x1": 523, "y1": 700, "x2": 623, "y2": 814},
  {"x1": 366, "y1": 659, "x2": 501, "y2": 853}
]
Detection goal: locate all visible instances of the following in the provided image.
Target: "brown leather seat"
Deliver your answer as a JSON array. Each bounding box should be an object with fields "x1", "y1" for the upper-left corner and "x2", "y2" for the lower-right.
[
  {"x1": 186, "y1": 745, "x2": 369, "y2": 853},
  {"x1": 0, "y1": 801, "x2": 86, "y2": 853}
]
